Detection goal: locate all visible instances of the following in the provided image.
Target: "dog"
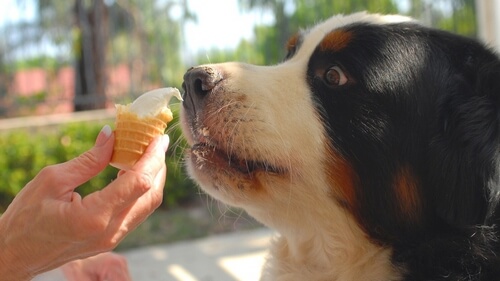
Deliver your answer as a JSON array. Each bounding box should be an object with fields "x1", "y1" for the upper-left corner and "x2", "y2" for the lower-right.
[{"x1": 180, "y1": 12, "x2": 500, "y2": 280}]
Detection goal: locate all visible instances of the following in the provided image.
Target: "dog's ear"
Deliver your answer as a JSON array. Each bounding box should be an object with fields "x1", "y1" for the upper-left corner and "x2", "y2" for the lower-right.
[{"x1": 429, "y1": 61, "x2": 500, "y2": 227}]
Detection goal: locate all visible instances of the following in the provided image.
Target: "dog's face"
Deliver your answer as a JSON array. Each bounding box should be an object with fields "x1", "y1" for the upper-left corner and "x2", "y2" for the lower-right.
[{"x1": 181, "y1": 11, "x2": 500, "y2": 251}]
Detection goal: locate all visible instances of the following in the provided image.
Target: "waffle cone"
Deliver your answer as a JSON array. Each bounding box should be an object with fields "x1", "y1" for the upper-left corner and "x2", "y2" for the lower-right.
[{"x1": 110, "y1": 105, "x2": 173, "y2": 170}]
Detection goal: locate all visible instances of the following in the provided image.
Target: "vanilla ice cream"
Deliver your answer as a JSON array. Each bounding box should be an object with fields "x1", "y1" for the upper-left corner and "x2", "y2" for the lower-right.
[
  {"x1": 129, "y1": 87, "x2": 183, "y2": 117},
  {"x1": 110, "y1": 87, "x2": 183, "y2": 170}
]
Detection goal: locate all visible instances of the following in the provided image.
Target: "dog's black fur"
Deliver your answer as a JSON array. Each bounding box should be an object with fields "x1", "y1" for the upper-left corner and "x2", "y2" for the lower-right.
[{"x1": 305, "y1": 22, "x2": 500, "y2": 280}]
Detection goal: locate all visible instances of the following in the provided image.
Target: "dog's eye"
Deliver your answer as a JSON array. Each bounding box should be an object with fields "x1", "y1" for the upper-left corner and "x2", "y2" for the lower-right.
[{"x1": 325, "y1": 66, "x2": 348, "y2": 86}]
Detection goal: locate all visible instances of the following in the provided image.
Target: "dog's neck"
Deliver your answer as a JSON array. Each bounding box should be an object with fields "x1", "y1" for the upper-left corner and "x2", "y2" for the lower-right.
[{"x1": 249, "y1": 200, "x2": 402, "y2": 281}]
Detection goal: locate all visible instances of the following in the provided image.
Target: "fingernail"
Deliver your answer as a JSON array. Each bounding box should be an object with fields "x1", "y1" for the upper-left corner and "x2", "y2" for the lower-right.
[
  {"x1": 95, "y1": 125, "x2": 112, "y2": 147},
  {"x1": 161, "y1": 134, "x2": 170, "y2": 152}
]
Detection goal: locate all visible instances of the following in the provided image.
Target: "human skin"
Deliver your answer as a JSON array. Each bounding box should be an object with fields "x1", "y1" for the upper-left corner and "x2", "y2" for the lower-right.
[
  {"x1": 61, "y1": 252, "x2": 131, "y2": 281},
  {"x1": 0, "y1": 125, "x2": 169, "y2": 280}
]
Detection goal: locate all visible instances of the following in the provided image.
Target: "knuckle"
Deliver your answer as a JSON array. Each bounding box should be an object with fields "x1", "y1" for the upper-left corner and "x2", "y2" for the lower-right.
[
  {"x1": 135, "y1": 173, "x2": 154, "y2": 193},
  {"x1": 76, "y1": 151, "x2": 100, "y2": 168},
  {"x1": 37, "y1": 165, "x2": 59, "y2": 182}
]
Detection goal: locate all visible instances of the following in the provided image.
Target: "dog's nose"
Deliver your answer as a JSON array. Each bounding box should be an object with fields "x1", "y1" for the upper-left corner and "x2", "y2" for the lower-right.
[{"x1": 182, "y1": 66, "x2": 223, "y2": 112}]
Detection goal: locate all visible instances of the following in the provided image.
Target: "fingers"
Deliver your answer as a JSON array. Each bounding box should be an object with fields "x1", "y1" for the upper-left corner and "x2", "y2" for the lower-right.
[
  {"x1": 76, "y1": 135, "x2": 168, "y2": 250},
  {"x1": 116, "y1": 134, "x2": 169, "y2": 178},
  {"x1": 61, "y1": 252, "x2": 131, "y2": 281},
  {"x1": 110, "y1": 163, "x2": 166, "y2": 236},
  {"x1": 128, "y1": 134, "x2": 169, "y2": 180},
  {"x1": 61, "y1": 134, "x2": 168, "y2": 252},
  {"x1": 102, "y1": 256, "x2": 132, "y2": 281},
  {"x1": 84, "y1": 134, "x2": 169, "y2": 215},
  {"x1": 117, "y1": 170, "x2": 127, "y2": 177}
]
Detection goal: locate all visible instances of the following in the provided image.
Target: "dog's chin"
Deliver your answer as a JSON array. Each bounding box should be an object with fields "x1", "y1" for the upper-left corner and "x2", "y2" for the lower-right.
[{"x1": 186, "y1": 143, "x2": 287, "y2": 205}]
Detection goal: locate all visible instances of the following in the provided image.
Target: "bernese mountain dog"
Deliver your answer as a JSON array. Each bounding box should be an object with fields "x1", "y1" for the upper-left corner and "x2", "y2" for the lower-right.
[{"x1": 180, "y1": 12, "x2": 500, "y2": 280}]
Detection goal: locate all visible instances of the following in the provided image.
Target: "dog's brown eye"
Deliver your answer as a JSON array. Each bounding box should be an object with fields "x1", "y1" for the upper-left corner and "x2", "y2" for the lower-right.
[{"x1": 325, "y1": 66, "x2": 348, "y2": 86}]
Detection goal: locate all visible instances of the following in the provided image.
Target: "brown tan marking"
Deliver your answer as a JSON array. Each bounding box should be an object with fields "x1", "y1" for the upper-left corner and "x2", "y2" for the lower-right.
[
  {"x1": 326, "y1": 145, "x2": 358, "y2": 213},
  {"x1": 320, "y1": 30, "x2": 353, "y2": 52},
  {"x1": 393, "y1": 165, "x2": 422, "y2": 222},
  {"x1": 286, "y1": 33, "x2": 300, "y2": 51}
]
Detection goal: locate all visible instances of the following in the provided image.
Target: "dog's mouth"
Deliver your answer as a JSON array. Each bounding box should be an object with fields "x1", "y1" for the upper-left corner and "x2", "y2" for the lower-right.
[{"x1": 190, "y1": 142, "x2": 286, "y2": 177}]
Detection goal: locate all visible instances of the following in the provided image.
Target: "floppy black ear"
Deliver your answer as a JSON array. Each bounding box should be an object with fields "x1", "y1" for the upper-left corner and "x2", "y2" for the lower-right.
[{"x1": 428, "y1": 61, "x2": 500, "y2": 227}]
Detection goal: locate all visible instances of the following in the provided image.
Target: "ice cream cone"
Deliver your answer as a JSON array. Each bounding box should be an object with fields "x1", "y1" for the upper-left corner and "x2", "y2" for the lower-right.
[
  {"x1": 109, "y1": 87, "x2": 182, "y2": 170},
  {"x1": 110, "y1": 106, "x2": 170, "y2": 170}
]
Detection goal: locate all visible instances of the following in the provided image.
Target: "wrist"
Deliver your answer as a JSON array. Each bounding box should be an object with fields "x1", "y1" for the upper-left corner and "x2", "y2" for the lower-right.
[
  {"x1": 0, "y1": 218, "x2": 33, "y2": 281},
  {"x1": 0, "y1": 241, "x2": 32, "y2": 280}
]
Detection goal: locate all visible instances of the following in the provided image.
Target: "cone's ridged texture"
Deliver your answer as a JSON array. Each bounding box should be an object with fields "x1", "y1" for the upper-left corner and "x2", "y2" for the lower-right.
[{"x1": 110, "y1": 105, "x2": 173, "y2": 170}]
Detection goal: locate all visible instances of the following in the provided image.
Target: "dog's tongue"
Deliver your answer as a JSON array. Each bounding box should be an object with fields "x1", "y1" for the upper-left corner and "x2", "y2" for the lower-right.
[{"x1": 129, "y1": 87, "x2": 183, "y2": 118}]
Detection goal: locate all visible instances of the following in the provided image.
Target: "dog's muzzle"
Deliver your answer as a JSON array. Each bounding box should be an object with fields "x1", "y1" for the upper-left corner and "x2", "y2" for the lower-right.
[{"x1": 182, "y1": 66, "x2": 223, "y2": 120}]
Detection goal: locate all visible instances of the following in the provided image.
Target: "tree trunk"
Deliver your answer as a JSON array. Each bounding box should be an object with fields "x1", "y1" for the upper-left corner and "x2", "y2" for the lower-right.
[{"x1": 74, "y1": 0, "x2": 108, "y2": 111}]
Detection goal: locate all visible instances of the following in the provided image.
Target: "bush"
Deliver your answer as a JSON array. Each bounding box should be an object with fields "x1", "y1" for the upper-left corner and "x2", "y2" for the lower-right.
[{"x1": 0, "y1": 106, "x2": 197, "y2": 212}]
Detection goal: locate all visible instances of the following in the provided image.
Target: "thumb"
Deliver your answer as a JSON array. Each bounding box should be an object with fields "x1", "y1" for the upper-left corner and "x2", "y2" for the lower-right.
[{"x1": 55, "y1": 125, "x2": 114, "y2": 190}]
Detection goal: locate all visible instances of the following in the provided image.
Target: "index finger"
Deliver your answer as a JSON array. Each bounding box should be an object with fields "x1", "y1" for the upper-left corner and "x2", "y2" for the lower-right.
[{"x1": 83, "y1": 135, "x2": 168, "y2": 214}]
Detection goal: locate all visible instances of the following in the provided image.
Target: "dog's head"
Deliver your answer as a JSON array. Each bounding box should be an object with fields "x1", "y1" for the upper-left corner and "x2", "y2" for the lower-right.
[{"x1": 180, "y1": 12, "x2": 500, "y2": 245}]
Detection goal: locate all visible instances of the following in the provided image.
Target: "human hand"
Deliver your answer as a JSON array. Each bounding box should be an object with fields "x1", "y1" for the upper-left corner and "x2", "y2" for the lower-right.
[
  {"x1": 61, "y1": 252, "x2": 131, "y2": 281},
  {"x1": 0, "y1": 125, "x2": 169, "y2": 280}
]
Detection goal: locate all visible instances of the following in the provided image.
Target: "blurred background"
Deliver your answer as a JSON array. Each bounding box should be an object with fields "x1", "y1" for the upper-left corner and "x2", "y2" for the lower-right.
[{"x1": 0, "y1": 0, "x2": 496, "y2": 251}]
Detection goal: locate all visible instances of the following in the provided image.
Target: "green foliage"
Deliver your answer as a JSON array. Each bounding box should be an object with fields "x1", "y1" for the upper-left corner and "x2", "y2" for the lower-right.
[
  {"x1": 234, "y1": 0, "x2": 400, "y2": 65},
  {"x1": 5, "y1": 56, "x2": 65, "y2": 72},
  {"x1": 104, "y1": 0, "x2": 195, "y2": 87},
  {"x1": 231, "y1": 0, "x2": 477, "y2": 66},
  {"x1": 15, "y1": 91, "x2": 47, "y2": 107},
  {"x1": 435, "y1": 0, "x2": 477, "y2": 37},
  {"x1": 0, "y1": 129, "x2": 55, "y2": 209},
  {"x1": 292, "y1": 0, "x2": 398, "y2": 27},
  {"x1": 195, "y1": 38, "x2": 268, "y2": 65},
  {"x1": 164, "y1": 103, "x2": 198, "y2": 206},
  {"x1": 0, "y1": 106, "x2": 197, "y2": 213}
]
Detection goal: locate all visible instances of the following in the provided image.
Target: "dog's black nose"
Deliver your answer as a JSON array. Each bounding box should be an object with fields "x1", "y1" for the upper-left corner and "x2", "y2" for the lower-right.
[
  {"x1": 182, "y1": 66, "x2": 222, "y2": 113},
  {"x1": 182, "y1": 65, "x2": 223, "y2": 137}
]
